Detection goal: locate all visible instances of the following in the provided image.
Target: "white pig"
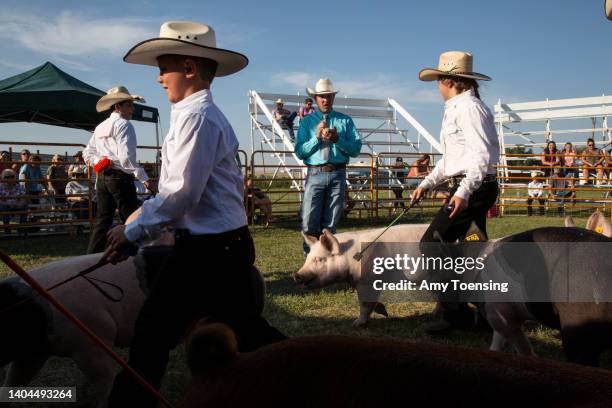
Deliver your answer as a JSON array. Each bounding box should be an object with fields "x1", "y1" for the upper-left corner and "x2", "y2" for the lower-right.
[{"x1": 293, "y1": 224, "x2": 429, "y2": 327}]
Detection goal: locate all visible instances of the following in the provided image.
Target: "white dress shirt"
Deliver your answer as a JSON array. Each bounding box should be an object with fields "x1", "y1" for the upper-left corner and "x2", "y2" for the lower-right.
[
  {"x1": 125, "y1": 89, "x2": 247, "y2": 245},
  {"x1": 419, "y1": 89, "x2": 500, "y2": 201},
  {"x1": 527, "y1": 181, "x2": 543, "y2": 197},
  {"x1": 83, "y1": 112, "x2": 149, "y2": 182}
]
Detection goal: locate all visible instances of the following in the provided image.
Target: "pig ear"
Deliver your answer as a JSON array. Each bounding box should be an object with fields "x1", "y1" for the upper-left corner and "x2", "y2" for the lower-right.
[
  {"x1": 321, "y1": 229, "x2": 341, "y2": 255},
  {"x1": 564, "y1": 216, "x2": 576, "y2": 227},
  {"x1": 302, "y1": 232, "x2": 318, "y2": 247}
]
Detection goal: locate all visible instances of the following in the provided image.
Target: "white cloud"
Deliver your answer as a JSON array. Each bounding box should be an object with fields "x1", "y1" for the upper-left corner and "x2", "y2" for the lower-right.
[
  {"x1": 269, "y1": 71, "x2": 440, "y2": 104},
  {"x1": 0, "y1": 10, "x2": 155, "y2": 57}
]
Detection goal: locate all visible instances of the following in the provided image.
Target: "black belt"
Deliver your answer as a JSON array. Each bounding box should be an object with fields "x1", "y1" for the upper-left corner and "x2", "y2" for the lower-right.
[
  {"x1": 174, "y1": 225, "x2": 249, "y2": 242},
  {"x1": 101, "y1": 168, "x2": 132, "y2": 177},
  {"x1": 449, "y1": 174, "x2": 497, "y2": 187},
  {"x1": 307, "y1": 163, "x2": 346, "y2": 172}
]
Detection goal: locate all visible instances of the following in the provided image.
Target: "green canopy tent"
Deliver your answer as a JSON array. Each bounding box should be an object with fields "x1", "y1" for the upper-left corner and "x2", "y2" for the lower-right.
[{"x1": 0, "y1": 61, "x2": 159, "y2": 131}]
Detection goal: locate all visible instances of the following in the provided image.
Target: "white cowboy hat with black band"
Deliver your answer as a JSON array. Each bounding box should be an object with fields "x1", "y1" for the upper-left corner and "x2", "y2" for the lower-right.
[
  {"x1": 306, "y1": 78, "x2": 339, "y2": 97},
  {"x1": 123, "y1": 21, "x2": 248, "y2": 77},
  {"x1": 96, "y1": 86, "x2": 145, "y2": 112},
  {"x1": 419, "y1": 51, "x2": 491, "y2": 82}
]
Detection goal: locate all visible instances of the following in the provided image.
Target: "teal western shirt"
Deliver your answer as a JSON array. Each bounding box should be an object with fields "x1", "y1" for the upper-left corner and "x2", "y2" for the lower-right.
[{"x1": 295, "y1": 110, "x2": 362, "y2": 165}]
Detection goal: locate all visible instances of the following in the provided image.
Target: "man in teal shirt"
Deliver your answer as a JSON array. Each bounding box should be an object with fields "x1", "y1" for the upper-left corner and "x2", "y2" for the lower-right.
[{"x1": 296, "y1": 78, "x2": 362, "y2": 254}]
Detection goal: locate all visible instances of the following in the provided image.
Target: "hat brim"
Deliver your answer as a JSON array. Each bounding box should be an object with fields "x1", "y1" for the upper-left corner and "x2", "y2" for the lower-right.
[
  {"x1": 96, "y1": 94, "x2": 145, "y2": 113},
  {"x1": 123, "y1": 38, "x2": 249, "y2": 77},
  {"x1": 419, "y1": 68, "x2": 491, "y2": 82},
  {"x1": 306, "y1": 88, "x2": 339, "y2": 97}
]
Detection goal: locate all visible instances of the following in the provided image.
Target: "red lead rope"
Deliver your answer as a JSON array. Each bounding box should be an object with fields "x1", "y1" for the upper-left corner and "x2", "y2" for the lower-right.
[{"x1": 0, "y1": 248, "x2": 175, "y2": 408}]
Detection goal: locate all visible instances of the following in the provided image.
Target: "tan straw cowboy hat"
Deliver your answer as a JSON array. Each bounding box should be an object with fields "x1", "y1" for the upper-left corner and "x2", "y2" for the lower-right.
[
  {"x1": 96, "y1": 86, "x2": 145, "y2": 112},
  {"x1": 306, "y1": 78, "x2": 339, "y2": 97},
  {"x1": 419, "y1": 51, "x2": 491, "y2": 82},
  {"x1": 123, "y1": 21, "x2": 248, "y2": 77},
  {"x1": 606, "y1": 0, "x2": 612, "y2": 20},
  {"x1": 275, "y1": 98, "x2": 284, "y2": 104}
]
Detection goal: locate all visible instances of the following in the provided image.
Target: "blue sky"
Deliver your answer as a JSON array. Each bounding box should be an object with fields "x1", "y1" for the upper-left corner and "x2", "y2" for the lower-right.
[{"x1": 1, "y1": 0, "x2": 611, "y2": 161}]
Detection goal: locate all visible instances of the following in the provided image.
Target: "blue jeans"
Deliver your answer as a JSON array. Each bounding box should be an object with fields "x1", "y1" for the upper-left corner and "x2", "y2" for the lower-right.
[{"x1": 301, "y1": 167, "x2": 346, "y2": 254}]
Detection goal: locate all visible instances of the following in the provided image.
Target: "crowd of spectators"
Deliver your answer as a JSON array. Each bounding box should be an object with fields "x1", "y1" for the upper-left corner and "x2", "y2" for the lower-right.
[
  {"x1": 272, "y1": 98, "x2": 317, "y2": 142},
  {"x1": 0, "y1": 149, "x2": 96, "y2": 233},
  {"x1": 526, "y1": 137, "x2": 610, "y2": 216}
]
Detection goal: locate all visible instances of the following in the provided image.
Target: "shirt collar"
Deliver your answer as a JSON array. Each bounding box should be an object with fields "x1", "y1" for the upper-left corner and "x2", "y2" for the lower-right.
[
  {"x1": 445, "y1": 88, "x2": 475, "y2": 109},
  {"x1": 172, "y1": 88, "x2": 212, "y2": 111},
  {"x1": 110, "y1": 111, "x2": 121, "y2": 120}
]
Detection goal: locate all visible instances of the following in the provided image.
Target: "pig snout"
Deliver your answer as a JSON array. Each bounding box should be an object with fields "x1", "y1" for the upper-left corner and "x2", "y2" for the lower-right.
[{"x1": 293, "y1": 270, "x2": 314, "y2": 287}]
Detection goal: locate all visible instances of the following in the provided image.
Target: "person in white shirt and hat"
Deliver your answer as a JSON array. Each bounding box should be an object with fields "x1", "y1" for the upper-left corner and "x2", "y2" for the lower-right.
[
  {"x1": 527, "y1": 171, "x2": 545, "y2": 216},
  {"x1": 83, "y1": 86, "x2": 154, "y2": 253},
  {"x1": 411, "y1": 51, "x2": 500, "y2": 335},
  {"x1": 103, "y1": 21, "x2": 285, "y2": 407}
]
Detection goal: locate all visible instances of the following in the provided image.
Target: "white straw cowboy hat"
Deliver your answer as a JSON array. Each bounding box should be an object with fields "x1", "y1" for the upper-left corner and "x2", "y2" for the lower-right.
[
  {"x1": 419, "y1": 51, "x2": 491, "y2": 82},
  {"x1": 531, "y1": 171, "x2": 540, "y2": 178},
  {"x1": 96, "y1": 86, "x2": 145, "y2": 113},
  {"x1": 307, "y1": 78, "x2": 339, "y2": 97},
  {"x1": 275, "y1": 98, "x2": 284, "y2": 104},
  {"x1": 123, "y1": 21, "x2": 248, "y2": 77}
]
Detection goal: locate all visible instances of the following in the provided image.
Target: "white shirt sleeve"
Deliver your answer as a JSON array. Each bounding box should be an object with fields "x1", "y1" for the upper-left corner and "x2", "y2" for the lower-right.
[
  {"x1": 82, "y1": 134, "x2": 98, "y2": 166},
  {"x1": 115, "y1": 121, "x2": 149, "y2": 182},
  {"x1": 124, "y1": 113, "x2": 218, "y2": 245},
  {"x1": 454, "y1": 104, "x2": 494, "y2": 201}
]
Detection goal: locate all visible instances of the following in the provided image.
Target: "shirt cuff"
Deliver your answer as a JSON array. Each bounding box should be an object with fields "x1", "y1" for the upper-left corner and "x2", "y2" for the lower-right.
[
  {"x1": 125, "y1": 222, "x2": 146, "y2": 245},
  {"x1": 418, "y1": 179, "x2": 433, "y2": 191},
  {"x1": 454, "y1": 186, "x2": 471, "y2": 201}
]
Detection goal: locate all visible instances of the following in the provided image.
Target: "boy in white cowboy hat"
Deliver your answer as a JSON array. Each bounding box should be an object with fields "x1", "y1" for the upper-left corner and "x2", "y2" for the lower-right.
[
  {"x1": 83, "y1": 86, "x2": 154, "y2": 253},
  {"x1": 411, "y1": 51, "x2": 500, "y2": 334},
  {"x1": 527, "y1": 171, "x2": 545, "y2": 216},
  {"x1": 273, "y1": 98, "x2": 297, "y2": 141},
  {"x1": 296, "y1": 78, "x2": 362, "y2": 255},
  {"x1": 104, "y1": 21, "x2": 285, "y2": 407}
]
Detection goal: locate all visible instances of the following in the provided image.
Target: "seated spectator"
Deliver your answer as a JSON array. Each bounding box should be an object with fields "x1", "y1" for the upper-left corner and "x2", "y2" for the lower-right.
[
  {"x1": 0, "y1": 169, "x2": 28, "y2": 233},
  {"x1": 46, "y1": 154, "x2": 69, "y2": 206},
  {"x1": 541, "y1": 140, "x2": 560, "y2": 177},
  {"x1": 526, "y1": 171, "x2": 545, "y2": 216},
  {"x1": 19, "y1": 154, "x2": 46, "y2": 204},
  {"x1": 580, "y1": 138, "x2": 605, "y2": 185},
  {"x1": 68, "y1": 151, "x2": 88, "y2": 177},
  {"x1": 391, "y1": 157, "x2": 406, "y2": 209},
  {"x1": 406, "y1": 154, "x2": 431, "y2": 186},
  {"x1": 298, "y1": 98, "x2": 316, "y2": 119},
  {"x1": 273, "y1": 98, "x2": 297, "y2": 141},
  {"x1": 245, "y1": 178, "x2": 274, "y2": 227},
  {"x1": 548, "y1": 168, "x2": 575, "y2": 216},
  {"x1": 560, "y1": 142, "x2": 577, "y2": 187},
  {"x1": 0, "y1": 150, "x2": 11, "y2": 174},
  {"x1": 601, "y1": 148, "x2": 611, "y2": 185},
  {"x1": 66, "y1": 170, "x2": 93, "y2": 220}
]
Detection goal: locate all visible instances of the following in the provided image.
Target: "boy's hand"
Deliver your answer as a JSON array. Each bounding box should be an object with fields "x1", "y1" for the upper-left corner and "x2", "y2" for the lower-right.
[
  {"x1": 448, "y1": 195, "x2": 468, "y2": 219},
  {"x1": 105, "y1": 225, "x2": 131, "y2": 264}
]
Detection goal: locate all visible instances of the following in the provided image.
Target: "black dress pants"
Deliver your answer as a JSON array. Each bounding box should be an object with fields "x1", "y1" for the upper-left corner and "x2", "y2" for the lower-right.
[
  {"x1": 87, "y1": 170, "x2": 139, "y2": 254},
  {"x1": 107, "y1": 226, "x2": 286, "y2": 408},
  {"x1": 420, "y1": 180, "x2": 499, "y2": 326}
]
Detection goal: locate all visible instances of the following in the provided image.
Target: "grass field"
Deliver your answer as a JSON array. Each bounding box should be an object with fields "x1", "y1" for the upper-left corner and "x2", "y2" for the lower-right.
[{"x1": 0, "y1": 214, "x2": 610, "y2": 407}]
